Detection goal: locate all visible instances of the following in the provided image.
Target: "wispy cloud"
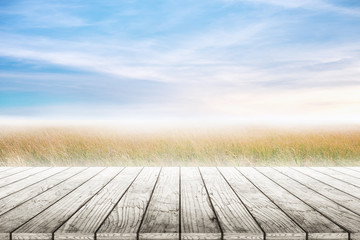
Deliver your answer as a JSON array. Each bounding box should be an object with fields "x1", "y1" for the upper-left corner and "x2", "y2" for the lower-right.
[
  {"x1": 0, "y1": 0, "x2": 360, "y2": 122},
  {"x1": 229, "y1": 0, "x2": 360, "y2": 16},
  {"x1": 0, "y1": 1, "x2": 88, "y2": 28}
]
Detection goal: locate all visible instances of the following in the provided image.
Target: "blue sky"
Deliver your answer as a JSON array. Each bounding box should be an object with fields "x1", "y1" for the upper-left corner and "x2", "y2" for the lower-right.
[{"x1": 0, "y1": 0, "x2": 360, "y2": 124}]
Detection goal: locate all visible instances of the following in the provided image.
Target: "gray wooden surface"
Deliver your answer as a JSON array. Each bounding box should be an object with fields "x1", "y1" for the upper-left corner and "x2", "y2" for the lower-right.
[
  {"x1": 0, "y1": 167, "x2": 360, "y2": 240},
  {"x1": 138, "y1": 167, "x2": 180, "y2": 240}
]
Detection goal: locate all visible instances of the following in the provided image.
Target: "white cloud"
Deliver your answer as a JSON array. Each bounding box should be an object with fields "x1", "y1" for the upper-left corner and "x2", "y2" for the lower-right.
[
  {"x1": 1, "y1": 0, "x2": 360, "y2": 123},
  {"x1": 0, "y1": 1, "x2": 88, "y2": 28},
  {"x1": 227, "y1": 0, "x2": 360, "y2": 16},
  {"x1": 0, "y1": 21, "x2": 271, "y2": 83}
]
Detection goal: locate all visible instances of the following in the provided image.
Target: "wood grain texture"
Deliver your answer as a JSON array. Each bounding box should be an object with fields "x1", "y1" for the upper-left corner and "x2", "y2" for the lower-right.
[
  {"x1": 97, "y1": 167, "x2": 161, "y2": 240},
  {"x1": 219, "y1": 167, "x2": 305, "y2": 240},
  {"x1": 310, "y1": 167, "x2": 360, "y2": 188},
  {"x1": 0, "y1": 167, "x2": 68, "y2": 200},
  {"x1": 258, "y1": 167, "x2": 360, "y2": 239},
  {"x1": 12, "y1": 168, "x2": 123, "y2": 240},
  {"x1": 55, "y1": 167, "x2": 142, "y2": 240},
  {"x1": 293, "y1": 167, "x2": 360, "y2": 199},
  {"x1": 0, "y1": 168, "x2": 105, "y2": 240},
  {"x1": 275, "y1": 167, "x2": 360, "y2": 214},
  {"x1": 199, "y1": 167, "x2": 263, "y2": 240},
  {"x1": 0, "y1": 167, "x2": 46, "y2": 187},
  {"x1": 331, "y1": 167, "x2": 360, "y2": 179},
  {"x1": 2, "y1": 167, "x2": 360, "y2": 240},
  {"x1": 181, "y1": 167, "x2": 221, "y2": 240},
  {"x1": 238, "y1": 167, "x2": 347, "y2": 240},
  {"x1": 138, "y1": 167, "x2": 180, "y2": 240},
  {"x1": 0, "y1": 167, "x2": 85, "y2": 215},
  {"x1": 0, "y1": 167, "x2": 30, "y2": 180}
]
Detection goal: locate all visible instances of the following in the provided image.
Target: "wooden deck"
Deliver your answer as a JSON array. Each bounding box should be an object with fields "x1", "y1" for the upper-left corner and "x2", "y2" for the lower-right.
[{"x1": 0, "y1": 167, "x2": 360, "y2": 240}]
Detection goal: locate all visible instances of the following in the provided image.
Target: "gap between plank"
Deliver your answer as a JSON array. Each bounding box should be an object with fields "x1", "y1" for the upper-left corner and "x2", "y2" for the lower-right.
[
  {"x1": 326, "y1": 167, "x2": 360, "y2": 180},
  {"x1": 309, "y1": 168, "x2": 360, "y2": 188},
  {"x1": 344, "y1": 167, "x2": 360, "y2": 174},
  {"x1": 0, "y1": 168, "x2": 31, "y2": 181},
  {"x1": 51, "y1": 167, "x2": 128, "y2": 240},
  {"x1": 234, "y1": 167, "x2": 308, "y2": 240},
  {"x1": 0, "y1": 167, "x2": 50, "y2": 188},
  {"x1": 136, "y1": 167, "x2": 163, "y2": 240},
  {"x1": 255, "y1": 168, "x2": 351, "y2": 240},
  {"x1": 216, "y1": 167, "x2": 266, "y2": 240},
  {"x1": 290, "y1": 167, "x2": 360, "y2": 202},
  {"x1": 0, "y1": 168, "x2": 89, "y2": 217},
  {"x1": 0, "y1": 167, "x2": 70, "y2": 201},
  {"x1": 273, "y1": 167, "x2": 360, "y2": 218},
  {"x1": 8, "y1": 168, "x2": 108, "y2": 240},
  {"x1": 94, "y1": 167, "x2": 145, "y2": 240},
  {"x1": 197, "y1": 167, "x2": 224, "y2": 240}
]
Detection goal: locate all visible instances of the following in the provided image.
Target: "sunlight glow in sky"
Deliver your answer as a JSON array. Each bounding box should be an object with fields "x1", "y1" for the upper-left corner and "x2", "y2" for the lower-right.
[{"x1": 1, "y1": 0, "x2": 360, "y2": 124}]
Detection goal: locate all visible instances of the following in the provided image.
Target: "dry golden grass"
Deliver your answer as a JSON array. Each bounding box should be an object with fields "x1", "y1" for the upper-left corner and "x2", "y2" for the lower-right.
[{"x1": 0, "y1": 125, "x2": 360, "y2": 166}]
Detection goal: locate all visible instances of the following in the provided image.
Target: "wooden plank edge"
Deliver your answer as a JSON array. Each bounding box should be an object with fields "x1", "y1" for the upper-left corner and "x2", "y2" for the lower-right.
[
  {"x1": 138, "y1": 232, "x2": 179, "y2": 240},
  {"x1": 265, "y1": 232, "x2": 305, "y2": 240},
  {"x1": 98, "y1": 233, "x2": 221, "y2": 240},
  {"x1": 12, "y1": 232, "x2": 52, "y2": 240},
  {"x1": 97, "y1": 233, "x2": 137, "y2": 240},
  {"x1": 55, "y1": 233, "x2": 95, "y2": 240},
  {"x1": 181, "y1": 233, "x2": 222, "y2": 240},
  {"x1": 308, "y1": 232, "x2": 348, "y2": 240},
  {"x1": 223, "y1": 232, "x2": 263, "y2": 239}
]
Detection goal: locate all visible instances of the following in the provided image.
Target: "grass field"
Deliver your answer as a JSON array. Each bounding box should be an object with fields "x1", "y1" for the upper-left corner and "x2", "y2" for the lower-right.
[{"x1": 0, "y1": 125, "x2": 360, "y2": 166}]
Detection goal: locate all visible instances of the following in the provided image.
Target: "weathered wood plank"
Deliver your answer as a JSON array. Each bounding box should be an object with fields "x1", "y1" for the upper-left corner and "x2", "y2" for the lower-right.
[
  {"x1": 1, "y1": 166, "x2": 360, "y2": 240},
  {"x1": 238, "y1": 167, "x2": 347, "y2": 240},
  {"x1": 276, "y1": 167, "x2": 360, "y2": 214},
  {"x1": 138, "y1": 167, "x2": 180, "y2": 240},
  {"x1": 219, "y1": 167, "x2": 305, "y2": 240},
  {"x1": 0, "y1": 167, "x2": 86, "y2": 215},
  {"x1": 346, "y1": 167, "x2": 360, "y2": 173},
  {"x1": 55, "y1": 167, "x2": 142, "y2": 240},
  {"x1": 0, "y1": 167, "x2": 50, "y2": 188},
  {"x1": 0, "y1": 167, "x2": 13, "y2": 176},
  {"x1": 199, "y1": 167, "x2": 263, "y2": 240},
  {"x1": 294, "y1": 167, "x2": 360, "y2": 200},
  {"x1": 181, "y1": 167, "x2": 221, "y2": 240},
  {"x1": 0, "y1": 167, "x2": 105, "y2": 240},
  {"x1": 311, "y1": 167, "x2": 360, "y2": 188},
  {"x1": 0, "y1": 167, "x2": 68, "y2": 200},
  {"x1": 258, "y1": 167, "x2": 360, "y2": 240},
  {"x1": 97, "y1": 167, "x2": 161, "y2": 240},
  {"x1": 328, "y1": 167, "x2": 360, "y2": 179},
  {"x1": 0, "y1": 167, "x2": 30, "y2": 179},
  {"x1": 12, "y1": 168, "x2": 123, "y2": 240}
]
